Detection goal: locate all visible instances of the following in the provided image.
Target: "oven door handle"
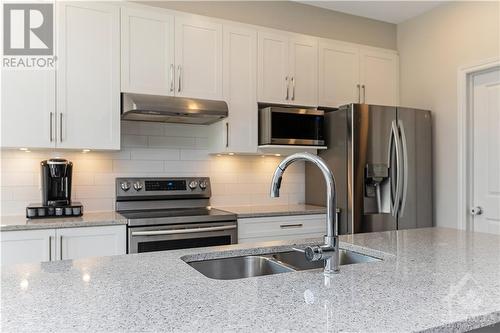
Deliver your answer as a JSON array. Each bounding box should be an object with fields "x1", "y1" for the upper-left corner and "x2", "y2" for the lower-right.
[{"x1": 131, "y1": 225, "x2": 236, "y2": 236}]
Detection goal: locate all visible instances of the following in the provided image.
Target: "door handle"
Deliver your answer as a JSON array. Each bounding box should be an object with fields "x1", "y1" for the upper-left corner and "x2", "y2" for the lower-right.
[
  {"x1": 291, "y1": 77, "x2": 295, "y2": 101},
  {"x1": 357, "y1": 84, "x2": 361, "y2": 103},
  {"x1": 49, "y1": 112, "x2": 54, "y2": 142},
  {"x1": 177, "y1": 65, "x2": 182, "y2": 93},
  {"x1": 285, "y1": 76, "x2": 289, "y2": 100},
  {"x1": 59, "y1": 113, "x2": 63, "y2": 142},
  {"x1": 169, "y1": 64, "x2": 174, "y2": 92},
  {"x1": 280, "y1": 223, "x2": 303, "y2": 229},
  {"x1": 389, "y1": 120, "x2": 402, "y2": 217},
  {"x1": 362, "y1": 85, "x2": 366, "y2": 104},
  {"x1": 131, "y1": 225, "x2": 236, "y2": 236},
  {"x1": 225, "y1": 122, "x2": 229, "y2": 148},
  {"x1": 398, "y1": 120, "x2": 408, "y2": 217},
  {"x1": 471, "y1": 206, "x2": 483, "y2": 216}
]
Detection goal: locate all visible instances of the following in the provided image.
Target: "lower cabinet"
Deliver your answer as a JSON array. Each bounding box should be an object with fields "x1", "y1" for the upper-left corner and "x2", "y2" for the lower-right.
[
  {"x1": 1, "y1": 225, "x2": 126, "y2": 266},
  {"x1": 238, "y1": 214, "x2": 326, "y2": 243}
]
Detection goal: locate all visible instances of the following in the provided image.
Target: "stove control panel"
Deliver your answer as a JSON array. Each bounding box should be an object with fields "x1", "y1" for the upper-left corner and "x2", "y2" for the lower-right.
[{"x1": 116, "y1": 177, "x2": 211, "y2": 199}]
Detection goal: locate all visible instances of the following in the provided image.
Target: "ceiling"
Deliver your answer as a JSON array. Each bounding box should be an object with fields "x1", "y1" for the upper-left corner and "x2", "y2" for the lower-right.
[{"x1": 296, "y1": 1, "x2": 444, "y2": 24}]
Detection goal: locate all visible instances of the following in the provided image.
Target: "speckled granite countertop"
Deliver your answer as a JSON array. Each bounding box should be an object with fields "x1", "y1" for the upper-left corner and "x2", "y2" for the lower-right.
[
  {"x1": 0, "y1": 212, "x2": 127, "y2": 231},
  {"x1": 2, "y1": 227, "x2": 500, "y2": 332},
  {"x1": 216, "y1": 204, "x2": 327, "y2": 218}
]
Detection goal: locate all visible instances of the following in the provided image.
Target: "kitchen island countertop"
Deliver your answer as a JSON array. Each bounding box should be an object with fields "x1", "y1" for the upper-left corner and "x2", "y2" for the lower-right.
[
  {"x1": 215, "y1": 204, "x2": 327, "y2": 218},
  {"x1": 2, "y1": 227, "x2": 500, "y2": 332}
]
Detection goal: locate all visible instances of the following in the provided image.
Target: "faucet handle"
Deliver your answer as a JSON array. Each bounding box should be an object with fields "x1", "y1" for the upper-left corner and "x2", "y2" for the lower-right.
[{"x1": 305, "y1": 246, "x2": 323, "y2": 261}]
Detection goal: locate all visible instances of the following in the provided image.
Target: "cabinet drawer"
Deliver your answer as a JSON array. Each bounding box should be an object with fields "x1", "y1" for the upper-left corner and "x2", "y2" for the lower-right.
[{"x1": 238, "y1": 214, "x2": 326, "y2": 243}]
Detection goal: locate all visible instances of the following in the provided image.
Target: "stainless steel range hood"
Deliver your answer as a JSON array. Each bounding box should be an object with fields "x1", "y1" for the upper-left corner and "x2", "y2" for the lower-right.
[{"x1": 121, "y1": 93, "x2": 228, "y2": 125}]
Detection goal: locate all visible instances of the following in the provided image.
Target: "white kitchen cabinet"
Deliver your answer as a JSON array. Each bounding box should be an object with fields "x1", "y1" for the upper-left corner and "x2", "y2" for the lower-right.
[
  {"x1": 175, "y1": 16, "x2": 223, "y2": 100},
  {"x1": 359, "y1": 49, "x2": 399, "y2": 106},
  {"x1": 1, "y1": 229, "x2": 55, "y2": 266},
  {"x1": 0, "y1": 225, "x2": 126, "y2": 266},
  {"x1": 56, "y1": 1, "x2": 120, "y2": 150},
  {"x1": 209, "y1": 24, "x2": 258, "y2": 154},
  {"x1": 288, "y1": 36, "x2": 318, "y2": 106},
  {"x1": 258, "y1": 30, "x2": 318, "y2": 106},
  {"x1": 238, "y1": 214, "x2": 326, "y2": 243},
  {"x1": 56, "y1": 226, "x2": 126, "y2": 261},
  {"x1": 318, "y1": 40, "x2": 360, "y2": 107},
  {"x1": 121, "y1": 7, "x2": 175, "y2": 96}
]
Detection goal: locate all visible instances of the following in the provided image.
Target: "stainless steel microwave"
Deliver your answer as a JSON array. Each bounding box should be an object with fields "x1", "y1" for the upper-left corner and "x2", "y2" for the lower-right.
[{"x1": 258, "y1": 107, "x2": 325, "y2": 146}]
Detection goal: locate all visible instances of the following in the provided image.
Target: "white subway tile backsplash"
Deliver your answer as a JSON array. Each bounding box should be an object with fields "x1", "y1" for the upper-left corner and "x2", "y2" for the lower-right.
[{"x1": 0, "y1": 123, "x2": 305, "y2": 216}]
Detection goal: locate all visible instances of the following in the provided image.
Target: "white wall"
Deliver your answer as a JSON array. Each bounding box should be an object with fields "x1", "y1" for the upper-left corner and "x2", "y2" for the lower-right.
[
  {"x1": 0, "y1": 121, "x2": 304, "y2": 216},
  {"x1": 397, "y1": 1, "x2": 500, "y2": 228}
]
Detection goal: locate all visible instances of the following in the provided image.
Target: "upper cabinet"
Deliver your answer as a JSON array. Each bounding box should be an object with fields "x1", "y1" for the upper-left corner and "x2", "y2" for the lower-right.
[
  {"x1": 359, "y1": 49, "x2": 399, "y2": 106},
  {"x1": 257, "y1": 30, "x2": 318, "y2": 106},
  {"x1": 121, "y1": 8, "x2": 175, "y2": 96},
  {"x1": 174, "y1": 17, "x2": 223, "y2": 100},
  {"x1": 318, "y1": 40, "x2": 399, "y2": 108},
  {"x1": 57, "y1": 1, "x2": 120, "y2": 150}
]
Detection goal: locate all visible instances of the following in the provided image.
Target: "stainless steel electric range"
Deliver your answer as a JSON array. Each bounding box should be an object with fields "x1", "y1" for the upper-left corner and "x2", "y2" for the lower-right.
[{"x1": 115, "y1": 177, "x2": 237, "y2": 254}]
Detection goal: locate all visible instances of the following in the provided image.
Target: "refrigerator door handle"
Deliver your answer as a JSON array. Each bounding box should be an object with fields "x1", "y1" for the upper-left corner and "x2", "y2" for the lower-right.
[
  {"x1": 389, "y1": 120, "x2": 402, "y2": 217},
  {"x1": 398, "y1": 120, "x2": 408, "y2": 217}
]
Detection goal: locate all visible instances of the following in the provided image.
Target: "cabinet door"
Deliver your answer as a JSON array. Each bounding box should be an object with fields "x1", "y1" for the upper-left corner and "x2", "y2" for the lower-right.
[
  {"x1": 121, "y1": 7, "x2": 174, "y2": 96},
  {"x1": 56, "y1": 225, "x2": 126, "y2": 261},
  {"x1": 174, "y1": 16, "x2": 222, "y2": 100},
  {"x1": 289, "y1": 35, "x2": 318, "y2": 106},
  {"x1": 359, "y1": 49, "x2": 399, "y2": 106},
  {"x1": 257, "y1": 31, "x2": 289, "y2": 104},
  {"x1": 1, "y1": 229, "x2": 56, "y2": 266},
  {"x1": 318, "y1": 41, "x2": 360, "y2": 107},
  {"x1": 221, "y1": 24, "x2": 258, "y2": 153},
  {"x1": 56, "y1": 2, "x2": 120, "y2": 150},
  {"x1": 1, "y1": 70, "x2": 56, "y2": 148}
]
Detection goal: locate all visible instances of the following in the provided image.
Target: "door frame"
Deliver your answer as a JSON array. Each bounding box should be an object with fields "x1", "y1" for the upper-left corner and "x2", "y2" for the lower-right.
[{"x1": 457, "y1": 57, "x2": 500, "y2": 231}]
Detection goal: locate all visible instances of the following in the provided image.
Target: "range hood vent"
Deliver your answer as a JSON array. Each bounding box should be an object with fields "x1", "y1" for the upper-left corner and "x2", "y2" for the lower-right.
[{"x1": 121, "y1": 93, "x2": 228, "y2": 125}]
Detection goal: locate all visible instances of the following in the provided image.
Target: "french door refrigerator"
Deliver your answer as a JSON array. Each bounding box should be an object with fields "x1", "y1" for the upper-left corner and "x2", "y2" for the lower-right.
[{"x1": 306, "y1": 104, "x2": 433, "y2": 234}]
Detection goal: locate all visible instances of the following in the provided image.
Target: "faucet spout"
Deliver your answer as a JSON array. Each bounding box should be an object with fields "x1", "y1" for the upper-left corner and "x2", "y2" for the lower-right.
[{"x1": 270, "y1": 152, "x2": 339, "y2": 275}]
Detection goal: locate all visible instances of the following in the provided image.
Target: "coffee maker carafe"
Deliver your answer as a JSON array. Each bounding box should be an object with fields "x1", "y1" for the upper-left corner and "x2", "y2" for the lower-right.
[{"x1": 41, "y1": 159, "x2": 73, "y2": 206}]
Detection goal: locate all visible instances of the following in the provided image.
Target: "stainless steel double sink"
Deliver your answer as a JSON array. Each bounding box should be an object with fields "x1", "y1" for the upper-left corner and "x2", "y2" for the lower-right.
[{"x1": 187, "y1": 249, "x2": 381, "y2": 280}]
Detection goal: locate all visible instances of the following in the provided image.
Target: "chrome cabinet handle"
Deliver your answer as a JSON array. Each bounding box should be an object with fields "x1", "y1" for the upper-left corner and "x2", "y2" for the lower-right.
[
  {"x1": 291, "y1": 77, "x2": 295, "y2": 101},
  {"x1": 177, "y1": 65, "x2": 182, "y2": 93},
  {"x1": 59, "y1": 113, "x2": 63, "y2": 142},
  {"x1": 48, "y1": 236, "x2": 52, "y2": 261},
  {"x1": 169, "y1": 64, "x2": 174, "y2": 92},
  {"x1": 285, "y1": 76, "x2": 289, "y2": 100},
  {"x1": 398, "y1": 120, "x2": 408, "y2": 217},
  {"x1": 131, "y1": 225, "x2": 236, "y2": 236},
  {"x1": 49, "y1": 112, "x2": 54, "y2": 142},
  {"x1": 357, "y1": 84, "x2": 361, "y2": 103},
  {"x1": 362, "y1": 85, "x2": 366, "y2": 104},
  {"x1": 225, "y1": 122, "x2": 229, "y2": 148},
  {"x1": 59, "y1": 236, "x2": 63, "y2": 260},
  {"x1": 280, "y1": 223, "x2": 303, "y2": 229}
]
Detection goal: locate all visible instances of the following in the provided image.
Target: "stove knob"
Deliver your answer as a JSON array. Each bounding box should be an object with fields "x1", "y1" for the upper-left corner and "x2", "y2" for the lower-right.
[
  {"x1": 188, "y1": 180, "x2": 198, "y2": 190},
  {"x1": 120, "y1": 182, "x2": 131, "y2": 192},
  {"x1": 199, "y1": 180, "x2": 208, "y2": 190},
  {"x1": 133, "y1": 181, "x2": 143, "y2": 191}
]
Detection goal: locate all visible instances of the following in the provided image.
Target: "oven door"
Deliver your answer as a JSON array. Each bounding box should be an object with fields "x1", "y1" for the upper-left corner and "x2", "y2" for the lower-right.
[{"x1": 128, "y1": 221, "x2": 237, "y2": 254}]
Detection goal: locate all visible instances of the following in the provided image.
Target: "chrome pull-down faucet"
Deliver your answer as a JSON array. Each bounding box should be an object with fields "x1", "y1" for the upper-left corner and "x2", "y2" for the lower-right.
[{"x1": 270, "y1": 152, "x2": 339, "y2": 275}]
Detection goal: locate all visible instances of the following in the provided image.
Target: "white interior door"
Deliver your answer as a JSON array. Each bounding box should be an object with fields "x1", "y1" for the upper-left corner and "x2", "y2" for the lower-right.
[
  {"x1": 56, "y1": 1, "x2": 120, "y2": 150},
  {"x1": 257, "y1": 31, "x2": 289, "y2": 104},
  {"x1": 359, "y1": 49, "x2": 399, "y2": 106},
  {"x1": 318, "y1": 41, "x2": 360, "y2": 107},
  {"x1": 472, "y1": 67, "x2": 500, "y2": 234},
  {"x1": 121, "y1": 7, "x2": 175, "y2": 95},
  {"x1": 174, "y1": 16, "x2": 223, "y2": 99},
  {"x1": 288, "y1": 35, "x2": 318, "y2": 106}
]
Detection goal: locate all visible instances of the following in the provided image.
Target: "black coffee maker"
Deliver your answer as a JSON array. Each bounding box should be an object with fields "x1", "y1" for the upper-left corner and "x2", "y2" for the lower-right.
[
  {"x1": 41, "y1": 158, "x2": 73, "y2": 206},
  {"x1": 26, "y1": 159, "x2": 83, "y2": 218}
]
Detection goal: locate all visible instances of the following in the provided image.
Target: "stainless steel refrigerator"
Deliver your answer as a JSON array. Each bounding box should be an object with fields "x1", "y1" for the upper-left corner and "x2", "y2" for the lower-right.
[{"x1": 306, "y1": 104, "x2": 433, "y2": 234}]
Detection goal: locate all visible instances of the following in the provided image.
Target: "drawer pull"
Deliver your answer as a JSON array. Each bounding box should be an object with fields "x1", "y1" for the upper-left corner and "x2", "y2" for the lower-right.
[{"x1": 280, "y1": 223, "x2": 303, "y2": 229}]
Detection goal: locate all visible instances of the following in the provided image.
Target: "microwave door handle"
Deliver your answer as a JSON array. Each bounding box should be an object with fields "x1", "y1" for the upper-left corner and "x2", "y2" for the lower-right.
[{"x1": 131, "y1": 225, "x2": 236, "y2": 236}]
